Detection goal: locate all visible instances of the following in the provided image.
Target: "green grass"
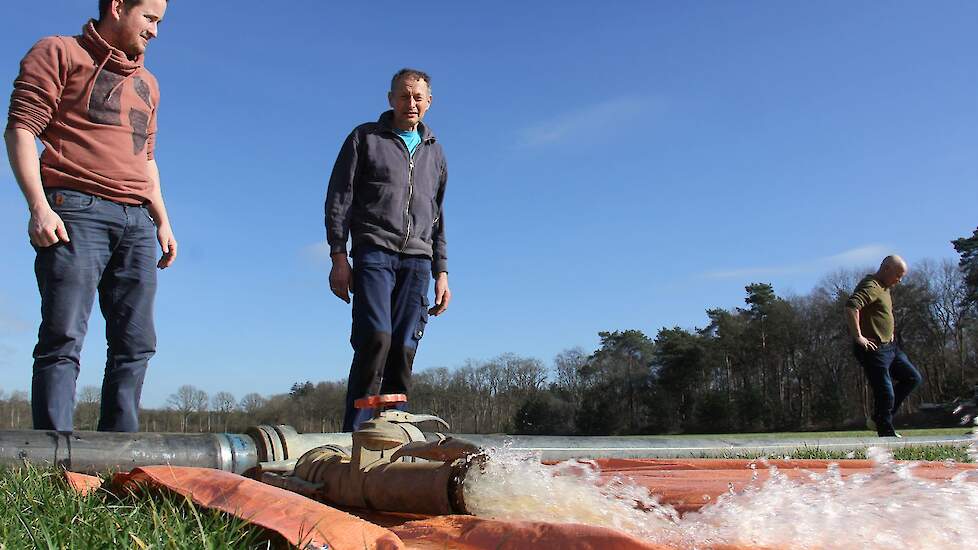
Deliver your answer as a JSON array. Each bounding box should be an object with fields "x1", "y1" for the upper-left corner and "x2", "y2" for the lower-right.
[
  {"x1": 704, "y1": 444, "x2": 974, "y2": 462},
  {"x1": 618, "y1": 427, "x2": 975, "y2": 440},
  {"x1": 0, "y1": 466, "x2": 274, "y2": 549}
]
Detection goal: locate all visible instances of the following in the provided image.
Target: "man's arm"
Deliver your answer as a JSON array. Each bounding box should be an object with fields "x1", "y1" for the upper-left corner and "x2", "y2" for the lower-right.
[
  {"x1": 430, "y1": 272, "x2": 451, "y2": 316},
  {"x1": 429, "y1": 158, "x2": 450, "y2": 316},
  {"x1": 325, "y1": 131, "x2": 359, "y2": 304},
  {"x1": 845, "y1": 280, "x2": 881, "y2": 351},
  {"x1": 845, "y1": 307, "x2": 877, "y2": 351},
  {"x1": 4, "y1": 127, "x2": 67, "y2": 247},
  {"x1": 329, "y1": 252, "x2": 353, "y2": 304},
  {"x1": 6, "y1": 38, "x2": 70, "y2": 247},
  {"x1": 146, "y1": 159, "x2": 176, "y2": 269}
]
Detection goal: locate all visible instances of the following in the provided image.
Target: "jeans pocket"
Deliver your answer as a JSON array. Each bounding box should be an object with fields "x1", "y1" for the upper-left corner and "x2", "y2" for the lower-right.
[
  {"x1": 47, "y1": 188, "x2": 96, "y2": 213},
  {"x1": 140, "y1": 207, "x2": 156, "y2": 225},
  {"x1": 413, "y1": 296, "x2": 430, "y2": 341}
]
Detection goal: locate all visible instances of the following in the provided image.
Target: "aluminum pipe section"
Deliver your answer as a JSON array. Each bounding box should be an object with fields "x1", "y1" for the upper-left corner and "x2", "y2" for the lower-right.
[
  {"x1": 0, "y1": 429, "x2": 258, "y2": 475},
  {"x1": 0, "y1": 426, "x2": 353, "y2": 475}
]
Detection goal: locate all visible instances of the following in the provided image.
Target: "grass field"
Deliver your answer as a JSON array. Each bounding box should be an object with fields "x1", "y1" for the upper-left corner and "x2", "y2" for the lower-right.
[
  {"x1": 0, "y1": 466, "x2": 271, "y2": 549},
  {"x1": 1, "y1": 430, "x2": 974, "y2": 548},
  {"x1": 626, "y1": 427, "x2": 975, "y2": 439},
  {"x1": 703, "y1": 444, "x2": 973, "y2": 462}
]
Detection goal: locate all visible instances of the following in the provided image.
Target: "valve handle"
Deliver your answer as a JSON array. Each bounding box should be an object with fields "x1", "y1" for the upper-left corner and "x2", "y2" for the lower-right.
[{"x1": 354, "y1": 393, "x2": 407, "y2": 410}]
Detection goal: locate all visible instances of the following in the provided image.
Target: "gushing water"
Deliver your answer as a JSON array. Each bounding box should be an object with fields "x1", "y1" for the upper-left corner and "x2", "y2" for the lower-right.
[
  {"x1": 463, "y1": 446, "x2": 680, "y2": 539},
  {"x1": 462, "y1": 443, "x2": 978, "y2": 549}
]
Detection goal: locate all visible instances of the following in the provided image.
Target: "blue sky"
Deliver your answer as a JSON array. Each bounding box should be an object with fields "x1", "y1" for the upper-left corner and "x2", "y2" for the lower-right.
[{"x1": 1, "y1": 2, "x2": 975, "y2": 407}]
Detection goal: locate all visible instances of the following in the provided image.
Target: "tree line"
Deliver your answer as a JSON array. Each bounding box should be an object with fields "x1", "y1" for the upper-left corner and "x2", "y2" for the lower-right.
[{"x1": 1, "y1": 229, "x2": 976, "y2": 435}]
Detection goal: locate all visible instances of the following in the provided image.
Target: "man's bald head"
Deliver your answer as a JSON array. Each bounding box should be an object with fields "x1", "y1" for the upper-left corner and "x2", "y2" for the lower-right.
[
  {"x1": 877, "y1": 255, "x2": 908, "y2": 288},
  {"x1": 881, "y1": 255, "x2": 907, "y2": 271}
]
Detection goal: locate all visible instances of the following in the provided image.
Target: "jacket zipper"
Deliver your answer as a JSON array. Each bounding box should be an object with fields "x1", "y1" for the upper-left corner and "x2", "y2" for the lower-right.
[{"x1": 400, "y1": 139, "x2": 420, "y2": 251}]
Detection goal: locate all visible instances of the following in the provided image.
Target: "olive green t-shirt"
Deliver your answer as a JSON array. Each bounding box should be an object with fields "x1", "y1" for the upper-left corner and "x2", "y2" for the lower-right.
[{"x1": 846, "y1": 275, "x2": 894, "y2": 343}]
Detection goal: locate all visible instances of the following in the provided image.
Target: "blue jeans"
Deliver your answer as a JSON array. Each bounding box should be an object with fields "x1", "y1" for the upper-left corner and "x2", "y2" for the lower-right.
[
  {"x1": 32, "y1": 188, "x2": 157, "y2": 432},
  {"x1": 853, "y1": 342, "x2": 922, "y2": 434},
  {"x1": 343, "y1": 244, "x2": 430, "y2": 432}
]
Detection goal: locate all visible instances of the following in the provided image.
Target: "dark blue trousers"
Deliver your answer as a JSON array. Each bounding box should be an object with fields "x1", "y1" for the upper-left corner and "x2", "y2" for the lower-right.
[
  {"x1": 343, "y1": 244, "x2": 430, "y2": 432},
  {"x1": 32, "y1": 188, "x2": 157, "y2": 432},
  {"x1": 853, "y1": 342, "x2": 922, "y2": 434}
]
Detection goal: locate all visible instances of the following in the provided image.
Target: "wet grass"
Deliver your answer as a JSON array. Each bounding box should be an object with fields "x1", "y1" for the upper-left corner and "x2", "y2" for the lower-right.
[{"x1": 0, "y1": 466, "x2": 274, "y2": 549}]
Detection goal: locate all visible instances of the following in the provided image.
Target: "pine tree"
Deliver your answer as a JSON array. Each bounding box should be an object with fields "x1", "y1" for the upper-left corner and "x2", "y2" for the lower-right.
[{"x1": 952, "y1": 227, "x2": 978, "y2": 304}]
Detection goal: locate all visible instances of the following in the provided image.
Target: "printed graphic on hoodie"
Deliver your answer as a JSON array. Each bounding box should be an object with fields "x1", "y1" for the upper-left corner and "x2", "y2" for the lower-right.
[
  {"x1": 87, "y1": 71, "x2": 151, "y2": 155},
  {"x1": 88, "y1": 70, "x2": 123, "y2": 126}
]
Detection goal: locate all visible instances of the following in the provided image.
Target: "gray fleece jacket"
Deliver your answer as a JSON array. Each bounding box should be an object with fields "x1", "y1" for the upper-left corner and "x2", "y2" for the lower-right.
[{"x1": 325, "y1": 110, "x2": 448, "y2": 276}]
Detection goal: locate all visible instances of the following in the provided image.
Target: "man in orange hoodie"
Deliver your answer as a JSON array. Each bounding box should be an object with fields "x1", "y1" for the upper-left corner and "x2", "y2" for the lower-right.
[{"x1": 4, "y1": 0, "x2": 175, "y2": 432}]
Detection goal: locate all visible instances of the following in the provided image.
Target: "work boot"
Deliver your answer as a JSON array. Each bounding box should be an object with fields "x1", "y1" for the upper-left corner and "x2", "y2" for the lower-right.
[{"x1": 875, "y1": 417, "x2": 899, "y2": 437}]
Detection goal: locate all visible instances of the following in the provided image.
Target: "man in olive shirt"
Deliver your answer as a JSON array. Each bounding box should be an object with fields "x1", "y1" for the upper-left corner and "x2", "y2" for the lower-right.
[{"x1": 845, "y1": 255, "x2": 922, "y2": 437}]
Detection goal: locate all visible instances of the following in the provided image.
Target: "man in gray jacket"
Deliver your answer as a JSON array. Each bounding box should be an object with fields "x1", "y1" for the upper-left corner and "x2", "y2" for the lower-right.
[{"x1": 325, "y1": 68, "x2": 451, "y2": 432}]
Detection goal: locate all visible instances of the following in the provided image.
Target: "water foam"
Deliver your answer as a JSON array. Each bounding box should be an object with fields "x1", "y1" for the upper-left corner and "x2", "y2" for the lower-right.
[
  {"x1": 462, "y1": 442, "x2": 978, "y2": 549},
  {"x1": 463, "y1": 445, "x2": 679, "y2": 540}
]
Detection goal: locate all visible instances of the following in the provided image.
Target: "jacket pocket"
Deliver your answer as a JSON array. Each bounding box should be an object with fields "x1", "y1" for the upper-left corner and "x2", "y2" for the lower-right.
[
  {"x1": 413, "y1": 197, "x2": 438, "y2": 244},
  {"x1": 359, "y1": 180, "x2": 402, "y2": 232}
]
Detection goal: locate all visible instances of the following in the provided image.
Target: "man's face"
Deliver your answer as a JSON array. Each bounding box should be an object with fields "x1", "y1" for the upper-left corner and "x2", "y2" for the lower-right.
[
  {"x1": 112, "y1": 0, "x2": 167, "y2": 57},
  {"x1": 388, "y1": 77, "x2": 432, "y2": 131},
  {"x1": 880, "y1": 265, "x2": 907, "y2": 288}
]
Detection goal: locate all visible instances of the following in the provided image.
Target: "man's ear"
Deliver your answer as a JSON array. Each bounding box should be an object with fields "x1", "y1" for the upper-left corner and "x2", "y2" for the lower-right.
[
  {"x1": 111, "y1": 0, "x2": 128, "y2": 21},
  {"x1": 388, "y1": 91, "x2": 395, "y2": 109}
]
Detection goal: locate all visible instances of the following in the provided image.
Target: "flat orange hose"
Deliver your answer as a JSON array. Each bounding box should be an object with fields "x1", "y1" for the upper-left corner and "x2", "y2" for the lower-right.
[{"x1": 58, "y1": 458, "x2": 978, "y2": 550}]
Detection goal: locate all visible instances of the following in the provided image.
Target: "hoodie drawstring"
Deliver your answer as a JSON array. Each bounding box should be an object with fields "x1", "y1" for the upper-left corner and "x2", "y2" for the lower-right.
[
  {"x1": 108, "y1": 70, "x2": 138, "y2": 102},
  {"x1": 84, "y1": 51, "x2": 139, "y2": 106},
  {"x1": 85, "y1": 51, "x2": 112, "y2": 105}
]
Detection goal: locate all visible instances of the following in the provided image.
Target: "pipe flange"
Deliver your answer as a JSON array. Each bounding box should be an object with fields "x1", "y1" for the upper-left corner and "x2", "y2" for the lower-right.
[
  {"x1": 247, "y1": 425, "x2": 284, "y2": 462},
  {"x1": 214, "y1": 433, "x2": 234, "y2": 472},
  {"x1": 272, "y1": 425, "x2": 300, "y2": 459}
]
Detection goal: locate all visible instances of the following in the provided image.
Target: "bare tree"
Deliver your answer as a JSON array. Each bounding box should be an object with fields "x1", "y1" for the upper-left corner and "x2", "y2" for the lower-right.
[
  {"x1": 8, "y1": 391, "x2": 29, "y2": 429},
  {"x1": 239, "y1": 393, "x2": 267, "y2": 416},
  {"x1": 167, "y1": 385, "x2": 208, "y2": 432},
  {"x1": 197, "y1": 390, "x2": 211, "y2": 432},
  {"x1": 211, "y1": 391, "x2": 237, "y2": 432},
  {"x1": 75, "y1": 385, "x2": 102, "y2": 430},
  {"x1": 503, "y1": 354, "x2": 549, "y2": 396},
  {"x1": 553, "y1": 347, "x2": 589, "y2": 405}
]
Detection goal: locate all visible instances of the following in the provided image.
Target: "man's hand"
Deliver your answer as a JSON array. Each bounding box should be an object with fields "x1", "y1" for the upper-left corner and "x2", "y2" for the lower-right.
[
  {"x1": 157, "y1": 223, "x2": 177, "y2": 269},
  {"x1": 28, "y1": 205, "x2": 69, "y2": 247},
  {"x1": 855, "y1": 335, "x2": 878, "y2": 351},
  {"x1": 429, "y1": 272, "x2": 451, "y2": 316},
  {"x1": 330, "y1": 253, "x2": 353, "y2": 303}
]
